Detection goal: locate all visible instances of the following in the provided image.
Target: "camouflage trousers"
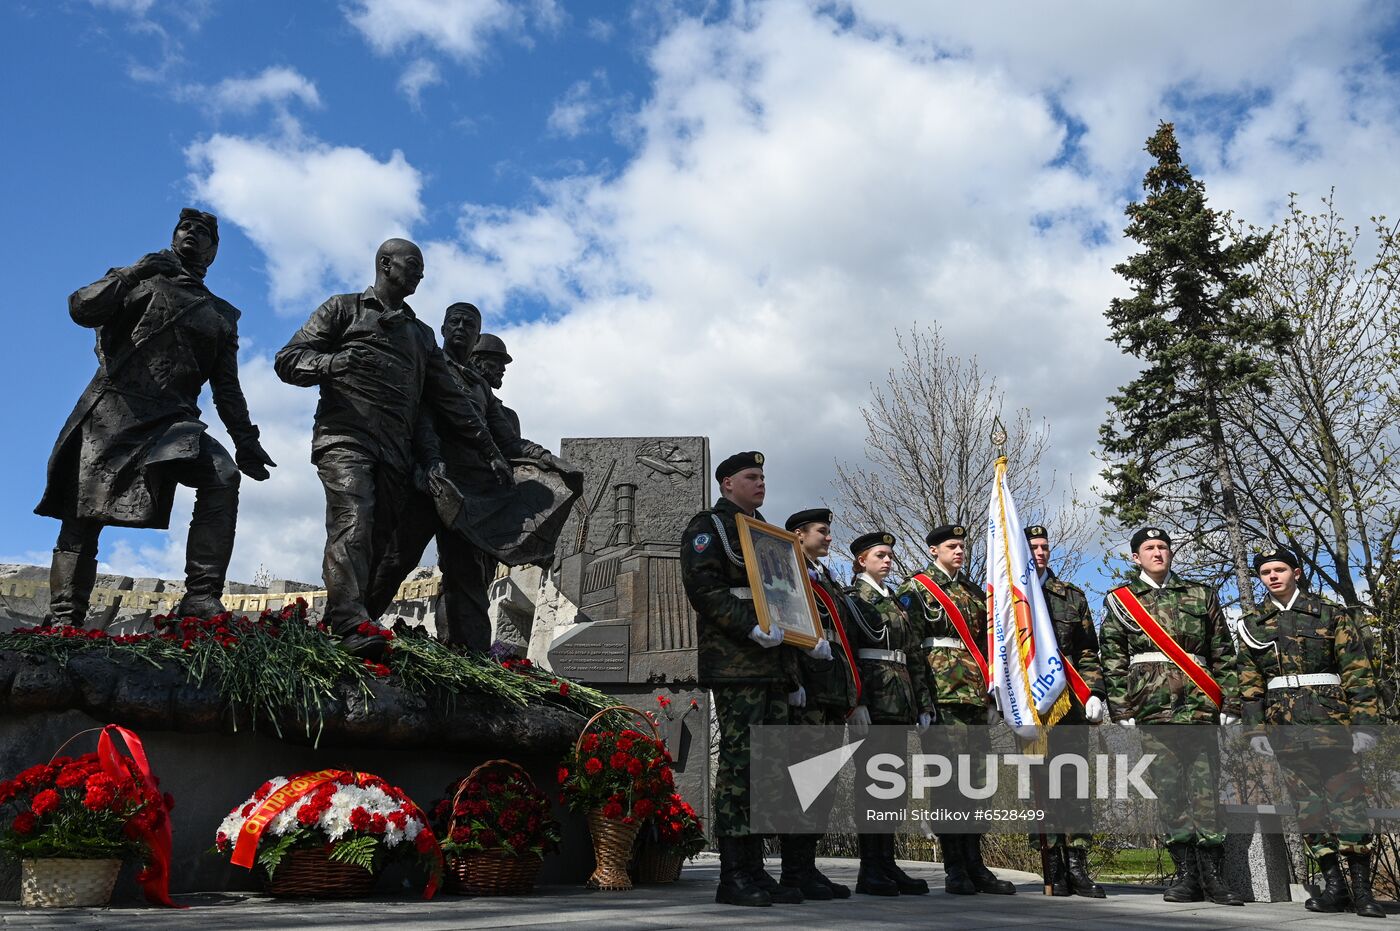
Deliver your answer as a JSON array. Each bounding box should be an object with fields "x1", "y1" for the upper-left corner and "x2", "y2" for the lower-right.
[
  {"x1": 1142, "y1": 728, "x2": 1224, "y2": 847},
  {"x1": 788, "y1": 703, "x2": 848, "y2": 829},
  {"x1": 1276, "y1": 733, "x2": 1373, "y2": 859},
  {"x1": 712, "y1": 684, "x2": 790, "y2": 837}
]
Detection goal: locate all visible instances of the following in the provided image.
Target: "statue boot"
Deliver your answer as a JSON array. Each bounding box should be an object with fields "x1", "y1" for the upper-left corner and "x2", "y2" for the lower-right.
[
  {"x1": 780, "y1": 834, "x2": 834, "y2": 900},
  {"x1": 174, "y1": 483, "x2": 238, "y2": 619},
  {"x1": 1305, "y1": 853, "x2": 1350, "y2": 913},
  {"x1": 47, "y1": 549, "x2": 97, "y2": 627},
  {"x1": 1163, "y1": 842, "x2": 1203, "y2": 902},
  {"x1": 965, "y1": 834, "x2": 1016, "y2": 894},
  {"x1": 715, "y1": 836, "x2": 770, "y2": 907},
  {"x1": 1065, "y1": 846, "x2": 1106, "y2": 898},
  {"x1": 1346, "y1": 852, "x2": 1387, "y2": 919},
  {"x1": 745, "y1": 835, "x2": 801, "y2": 903},
  {"x1": 939, "y1": 833, "x2": 977, "y2": 895},
  {"x1": 1195, "y1": 844, "x2": 1244, "y2": 906}
]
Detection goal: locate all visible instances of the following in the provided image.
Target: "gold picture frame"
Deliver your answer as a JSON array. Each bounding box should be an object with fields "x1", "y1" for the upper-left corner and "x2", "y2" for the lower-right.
[{"x1": 735, "y1": 514, "x2": 823, "y2": 649}]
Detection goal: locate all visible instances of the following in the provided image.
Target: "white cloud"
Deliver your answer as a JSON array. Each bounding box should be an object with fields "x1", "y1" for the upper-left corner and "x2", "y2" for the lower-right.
[
  {"x1": 185, "y1": 133, "x2": 424, "y2": 311},
  {"x1": 205, "y1": 66, "x2": 321, "y2": 115},
  {"x1": 346, "y1": 0, "x2": 523, "y2": 60},
  {"x1": 88, "y1": 0, "x2": 156, "y2": 15},
  {"x1": 398, "y1": 58, "x2": 443, "y2": 108},
  {"x1": 546, "y1": 72, "x2": 606, "y2": 137},
  {"x1": 156, "y1": 0, "x2": 1400, "y2": 589}
]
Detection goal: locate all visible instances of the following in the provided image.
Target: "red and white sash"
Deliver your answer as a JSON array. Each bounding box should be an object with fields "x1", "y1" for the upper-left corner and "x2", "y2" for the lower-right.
[
  {"x1": 1110, "y1": 586, "x2": 1223, "y2": 708},
  {"x1": 910, "y1": 573, "x2": 990, "y2": 686}
]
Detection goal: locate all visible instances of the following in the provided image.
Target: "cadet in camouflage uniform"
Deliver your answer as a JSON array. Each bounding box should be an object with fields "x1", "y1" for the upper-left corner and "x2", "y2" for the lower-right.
[
  {"x1": 1238, "y1": 546, "x2": 1385, "y2": 919},
  {"x1": 847, "y1": 531, "x2": 933, "y2": 897},
  {"x1": 1025, "y1": 524, "x2": 1108, "y2": 898},
  {"x1": 896, "y1": 523, "x2": 1015, "y2": 896},
  {"x1": 1099, "y1": 527, "x2": 1243, "y2": 906},
  {"x1": 780, "y1": 507, "x2": 860, "y2": 900},
  {"x1": 679, "y1": 451, "x2": 833, "y2": 908}
]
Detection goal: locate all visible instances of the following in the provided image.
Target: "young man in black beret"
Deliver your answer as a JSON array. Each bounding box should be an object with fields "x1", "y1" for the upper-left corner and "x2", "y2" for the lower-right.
[
  {"x1": 679, "y1": 452, "x2": 833, "y2": 907},
  {"x1": 1237, "y1": 546, "x2": 1385, "y2": 918},
  {"x1": 1099, "y1": 527, "x2": 1243, "y2": 905},
  {"x1": 781, "y1": 507, "x2": 861, "y2": 899},
  {"x1": 895, "y1": 523, "x2": 1014, "y2": 896}
]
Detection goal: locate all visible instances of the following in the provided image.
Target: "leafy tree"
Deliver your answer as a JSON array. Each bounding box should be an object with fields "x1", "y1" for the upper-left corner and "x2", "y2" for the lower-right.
[{"x1": 1099, "y1": 122, "x2": 1290, "y2": 604}]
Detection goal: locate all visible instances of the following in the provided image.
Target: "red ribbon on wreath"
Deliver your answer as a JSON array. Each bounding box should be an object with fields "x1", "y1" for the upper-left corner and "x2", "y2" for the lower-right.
[{"x1": 97, "y1": 724, "x2": 184, "y2": 909}]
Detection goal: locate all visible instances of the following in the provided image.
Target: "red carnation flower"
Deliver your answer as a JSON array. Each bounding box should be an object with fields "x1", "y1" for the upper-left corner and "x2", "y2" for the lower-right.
[
  {"x1": 556, "y1": 767, "x2": 569, "y2": 784},
  {"x1": 12, "y1": 812, "x2": 37, "y2": 835},
  {"x1": 557, "y1": 681, "x2": 570, "y2": 697},
  {"x1": 296, "y1": 804, "x2": 320, "y2": 825},
  {"x1": 510, "y1": 832, "x2": 528, "y2": 850},
  {"x1": 609, "y1": 751, "x2": 629, "y2": 771},
  {"x1": 477, "y1": 829, "x2": 498, "y2": 848},
  {"x1": 369, "y1": 813, "x2": 388, "y2": 835},
  {"x1": 415, "y1": 831, "x2": 437, "y2": 853},
  {"x1": 349, "y1": 807, "x2": 371, "y2": 831},
  {"x1": 584, "y1": 758, "x2": 603, "y2": 776},
  {"x1": 634, "y1": 798, "x2": 655, "y2": 818},
  {"x1": 616, "y1": 736, "x2": 635, "y2": 752},
  {"x1": 450, "y1": 825, "x2": 469, "y2": 843},
  {"x1": 656, "y1": 695, "x2": 672, "y2": 708},
  {"x1": 600, "y1": 800, "x2": 624, "y2": 820},
  {"x1": 31, "y1": 789, "x2": 61, "y2": 816},
  {"x1": 626, "y1": 758, "x2": 643, "y2": 777}
]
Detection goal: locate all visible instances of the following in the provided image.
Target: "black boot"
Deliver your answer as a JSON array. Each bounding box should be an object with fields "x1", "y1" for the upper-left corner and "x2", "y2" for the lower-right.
[
  {"x1": 965, "y1": 835, "x2": 1016, "y2": 894},
  {"x1": 856, "y1": 834, "x2": 899, "y2": 896},
  {"x1": 780, "y1": 834, "x2": 833, "y2": 900},
  {"x1": 716, "y1": 836, "x2": 771, "y2": 906},
  {"x1": 1346, "y1": 852, "x2": 1387, "y2": 919},
  {"x1": 177, "y1": 482, "x2": 239, "y2": 619},
  {"x1": 1305, "y1": 853, "x2": 1351, "y2": 913},
  {"x1": 1195, "y1": 845, "x2": 1244, "y2": 906},
  {"x1": 1163, "y1": 842, "x2": 1203, "y2": 902},
  {"x1": 747, "y1": 836, "x2": 802, "y2": 903},
  {"x1": 884, "y1": 834, "x2": 928, "y2": 895},
  {"x1": 1065, "y1": 846, "x2": 1106, "y2": 898},
  {"x1": 940, "y1": 834, "x2": 977, "y2": 895},
  {"x1": 47, "y1": 550, "x2": 97, "y2": 627},
  {"x1": 1044, "y1": 846, "x2": 1070, "y2": 896}
]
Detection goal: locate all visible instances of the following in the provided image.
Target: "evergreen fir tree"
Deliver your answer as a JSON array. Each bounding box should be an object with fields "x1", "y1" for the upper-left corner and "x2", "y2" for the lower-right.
[{"x1": 1100, "y1": 121, "x2": 1291, "y2": 602}]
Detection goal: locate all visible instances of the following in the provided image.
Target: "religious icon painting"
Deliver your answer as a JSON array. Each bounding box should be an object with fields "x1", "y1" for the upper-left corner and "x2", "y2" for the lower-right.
[{"x1": 735, "y1": 514, "x2": 823, "y2": 649}]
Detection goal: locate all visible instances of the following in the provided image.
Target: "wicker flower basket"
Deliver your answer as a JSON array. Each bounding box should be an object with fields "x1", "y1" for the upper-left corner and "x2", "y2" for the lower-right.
[
  {"x1": 265, "y1": 845, "x2": 375, "y2": 898},
  {"x1": 633, "y1": 843, "x2": 685, "y2": 885},
  {"x1": 20, "y1": 858, "x2": 121, "y2": 908},
  {"x1": 585, "y1": 810, "x2": 642, "y2": 890},
  {"x1": 446, "y1": 850, "x2": 543, "y2": 896}
]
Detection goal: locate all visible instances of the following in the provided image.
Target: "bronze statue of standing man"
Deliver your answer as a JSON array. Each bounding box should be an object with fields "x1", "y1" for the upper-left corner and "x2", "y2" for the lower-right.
[{"x1": 35, "y1": 209, "x2": 276, "y2": 623}]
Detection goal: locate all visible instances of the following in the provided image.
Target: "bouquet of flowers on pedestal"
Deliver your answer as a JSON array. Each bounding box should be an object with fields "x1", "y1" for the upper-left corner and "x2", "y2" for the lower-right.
[{"x1": 213, "y1": 770, "x2": 442, "y2": 898}]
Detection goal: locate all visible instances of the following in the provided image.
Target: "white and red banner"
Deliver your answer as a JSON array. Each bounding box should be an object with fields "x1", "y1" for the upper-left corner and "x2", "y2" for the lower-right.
[{"x1": 986, "y1": 456, "x2": 1071, "y2": 741}]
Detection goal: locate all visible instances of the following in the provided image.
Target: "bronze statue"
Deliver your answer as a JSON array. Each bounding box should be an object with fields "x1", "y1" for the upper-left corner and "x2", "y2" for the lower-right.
[
  {"x1": 366, "y1": 311, "x2": 577, "y2": 649},
  {"x1": 274, "y1": 239, "x2": 510, "y2": 658},
  {"x1": 35, "y1": 209, "x2": 276, "y2": 623}
]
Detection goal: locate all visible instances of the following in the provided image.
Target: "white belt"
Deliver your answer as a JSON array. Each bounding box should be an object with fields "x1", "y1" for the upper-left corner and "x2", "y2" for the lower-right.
[
  {"x1": 730, "y1": 587, "x2": 752, "y2": 599},
  {"x1": 858, "y1": 648, "x2": 906, "y2": 664},
  {"x1": 1267, "y1": 673, "x2": 1342, "y2": 690},
  {"x1": 923, "y1": 637, "x2": 965, "y2": 650},
  {"x1": 1130, "y1": 651, "x2": 1204, "y2": 666}
]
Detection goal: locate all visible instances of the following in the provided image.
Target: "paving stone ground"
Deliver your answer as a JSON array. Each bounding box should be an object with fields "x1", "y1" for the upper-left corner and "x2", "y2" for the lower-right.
[{"x1": 2, "y1": 856, "x2": 1392, "y2": 930}]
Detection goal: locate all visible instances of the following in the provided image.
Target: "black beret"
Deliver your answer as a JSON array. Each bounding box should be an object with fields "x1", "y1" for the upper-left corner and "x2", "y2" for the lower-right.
[
  {"x1": 1025, "y1": 524, "x2": 1049, "y2": 541},
  {"x1": 925, "y1": 524, "x2": 967, "y2": 547},
  {"x1": 1130, "y1": 527, "x2": 1172, "y2": 552},
  {"x1": 851, "y1": 531, "x2": 896, "y2": 557},
  {"x1": 715, "y1": 451, "x2": 764, "y2": 482},
  {"x1": 175, "y1": 208, "x2": 219, "y2": 242},
  {"x1": 785, "y1": 508, "x2": 832, "y2": 533},
  {"x1": 1253, "y1": 546, "x2": 1299, "y2": 573}
]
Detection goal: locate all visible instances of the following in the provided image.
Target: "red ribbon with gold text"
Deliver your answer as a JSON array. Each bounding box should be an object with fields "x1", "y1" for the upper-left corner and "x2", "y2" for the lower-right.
[
  {"x1": 910, "y1": 573, "x2": 990, "y2": 686},
  {"x1": 1109, "y1": 586, "x2": 1223, "y2": 709},
  {"x1": 230, "y1": 769, "x2": 444, "y2": 899},
  {"x1": 97, "y1": 725, "x2": 183, "y2": 908},
  {"x1": 808, "y1": 579, "x2": 862, "y2": 705}
]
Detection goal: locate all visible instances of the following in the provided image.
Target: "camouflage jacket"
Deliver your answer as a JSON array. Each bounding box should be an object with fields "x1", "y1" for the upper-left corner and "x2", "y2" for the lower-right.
[
  {"x1": 799, "y1": 559, "x2": 859, "y2": 713},
  {"x1": 1040, "y1": 569, "x2": 1107, "y2": 706},
  {"x1": 849, "y1": 576, "x2": 933, "y2": 724},
  {"x1": 1099, "y1": 572, "x2": 1241, "y2": 724},
  {"x1": 896, "y1": 563, "x2": 988, "y2": 709},
  {"x1": 1236, "y1": 592, "x2": 1381, "y2": 728},
  {"x1": 680, "y1": 498, "x2": 792, "y2": 687}
]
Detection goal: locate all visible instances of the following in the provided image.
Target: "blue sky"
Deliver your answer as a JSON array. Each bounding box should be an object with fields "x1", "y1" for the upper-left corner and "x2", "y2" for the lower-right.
[{"x1": 5, "y1": 1, "x2": 1400, "y2": 592}]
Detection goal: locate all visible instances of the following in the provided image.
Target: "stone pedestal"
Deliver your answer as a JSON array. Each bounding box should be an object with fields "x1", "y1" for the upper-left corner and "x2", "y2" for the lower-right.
[{"x1": 1222, "y1": 804, "x2": 1295, "y2": 902}]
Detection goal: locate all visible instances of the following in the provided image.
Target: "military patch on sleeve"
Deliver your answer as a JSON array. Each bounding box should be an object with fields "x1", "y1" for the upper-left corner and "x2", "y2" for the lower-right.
[
  {"x1": 898, "y1": 593, "x2": 912, "y2": 610},
  {"x1": 693, "y1": 533, "x2": 712, "y2": 553}
]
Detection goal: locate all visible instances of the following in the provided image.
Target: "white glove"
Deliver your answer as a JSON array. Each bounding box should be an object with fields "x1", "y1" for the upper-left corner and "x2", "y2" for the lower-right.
[
  {"x1": 848, "y1": 705, "x2": 871, "y2": 731},
  {"x1": 917, "y1": 711, "x2": 932, "y2": 733},
  {"x1": 1249, "y1": 735, "x2": 1275, "y2": 757},
  {"x1": 1118, "y1": 717, "x2": 1136, "y2": 727},
  {"x1": 749, "y1": 624, "x2": 784, "y2": 648},
  {"x1": 807, "y1": 638, "x2": 833, "y2": 661},
  {"x1": 1220, "y1": 712, "x2": 1241, "y2": 726},
  {"x1": 788, "y1": 686, "x2": 806, "y2": 708},
  {"x1": 1083, "y1": 695, "x2": 1107, "y2": 724},
  {"x1": 1353, "y1": 731, "x2": 1378, "y2": 755}
]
